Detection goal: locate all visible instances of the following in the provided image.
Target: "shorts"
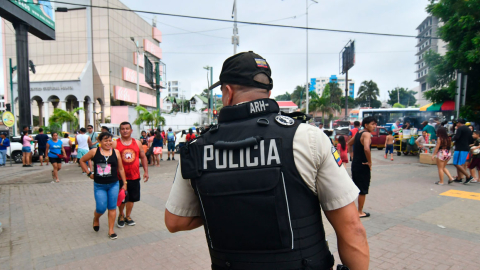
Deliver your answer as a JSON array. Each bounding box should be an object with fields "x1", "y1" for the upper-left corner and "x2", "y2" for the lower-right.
[
  {"x1": 77, "y1": 148, "x2": 89, "y2": 159},
  {"x1": 453, "y1": 151, "x2": 469, "y2": 166},
  {"x1": 49, "y1": 157, "x2": 63, "y2": 164},
  {"x1": 437, "y1": 149, "x2": 451, "y2": 161},
  {"x1": 351, "y1": 164, "x2": 371, "y2": 195},
  {"x1": 94, "y1": 181, "x2": 119, "y2": 214},
  {"x1": 71, "y1": 155, "x2": 77, "y2": 158},
  {"x1": 167, "y1": 141, "x2": 175, "y2": 152},
  {"x1": 38, "y1": 148, "x2": 46, "y2": 157},
  {"x1": 22, "y1": 146, "x2": 31, "y2": 153},
  {"x1": 153, "y1": 147, "x2": 162, "y2": 155},
  {"x1": 468, "y1": 158, "x2": 480, "y2": 170},
  {"x1": 119, "y1": 179, "x2": 140, "y2": 202},
  {"x1": 385, "y1": 144, "x2": 394, "y2": 154}
]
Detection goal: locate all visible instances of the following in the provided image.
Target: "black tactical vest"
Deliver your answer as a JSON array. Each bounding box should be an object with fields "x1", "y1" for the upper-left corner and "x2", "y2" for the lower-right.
[{"x1": 180, "y1": 98, "x2": 334, "y2": 270}]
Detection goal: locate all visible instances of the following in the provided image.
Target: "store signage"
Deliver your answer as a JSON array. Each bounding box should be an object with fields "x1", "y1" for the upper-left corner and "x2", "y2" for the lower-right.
[
  {"x1": 114, "y1": 86, "x2": 156, "y2": 107},
  {"x1": 30, "y1": 86, "x2": 74, "y2": 91},
  {"x1": 133, "y1": 52, "x2": 144, "y2": 68},
  {"x1": 9, "y1": 0, "x2": 55, "y2": 30},
  {"x1": 122, "y1": 67, "x2": 152, "y2": 89},
  {"x1": 143, "y1": 39, "x2": 162, "y2": 59},
  {"x1": 152, "y1": 27, "x2": 162, "y2": 43},
  {"x1": 2, "y1": 111, "x2": 15, "y2": 127}
]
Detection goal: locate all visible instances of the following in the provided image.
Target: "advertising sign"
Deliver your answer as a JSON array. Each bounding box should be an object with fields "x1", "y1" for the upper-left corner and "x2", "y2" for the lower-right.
[
  {"x1": 143, "y1": 39, "x2": 162, "y2": 59},
  {"x1": 9, "y1": 0, "x2": 55, "y2": 30},
  {"x1": 2, "y1": 111, "x2": 15, "y2": 127},
  {"x1": 122, "y1": 67, "x2": 153, "y2": 89},
  {"x1": 144, "y1": 55, "x2": 154, "y2": 88}
]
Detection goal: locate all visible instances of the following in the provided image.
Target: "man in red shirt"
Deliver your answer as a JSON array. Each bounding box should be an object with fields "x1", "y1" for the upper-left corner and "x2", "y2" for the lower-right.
[
  {"x1": 113, "y1": 122, "x2": 149, "y2": 227},
  {"x1": 349, "y1": 121, "x2": 360, "y2": 160}
]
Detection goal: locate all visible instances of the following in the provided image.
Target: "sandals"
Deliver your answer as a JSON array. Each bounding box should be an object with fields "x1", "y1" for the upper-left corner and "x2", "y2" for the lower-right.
[
  {"x1": 448, "y1": 179, "x2": 454, "y2": 184},
  {"x1": 108, "y1": 233, "x2": 118, "y2": 240},
  {"x1": 360, "y1": 212, "x2": 370, "y2": 218},
  {"x1": 435, "y1": 181, "x2": 444, "y2": 185}
]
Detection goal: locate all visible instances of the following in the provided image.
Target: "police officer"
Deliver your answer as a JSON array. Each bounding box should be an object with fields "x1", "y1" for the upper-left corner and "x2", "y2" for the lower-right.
[{"x1": 164, "y1": 51, "x2": 369, "y2": 270}]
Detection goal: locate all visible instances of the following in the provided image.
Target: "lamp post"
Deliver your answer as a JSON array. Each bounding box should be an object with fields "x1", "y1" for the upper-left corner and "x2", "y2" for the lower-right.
[
  {"x1": 306, "y1": 0, "x2": 318, "y2": 115},
  {"x1": 203, "y1": 66, "x2": 213, "y2": 124},
  {"x1": 131, "y1": 37, "x2": 141, "y2": 136},
  {"x1": 93, "y1": 111, "x2": 103, "y2": 132}
]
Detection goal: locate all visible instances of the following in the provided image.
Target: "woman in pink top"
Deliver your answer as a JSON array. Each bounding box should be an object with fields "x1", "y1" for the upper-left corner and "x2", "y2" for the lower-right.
[
  {"x1": 21, "y1": 130, "x2": 33, "y2": 167},
  {"x1": 336, "y1": 135, "x2": 349, "y2": 169}
]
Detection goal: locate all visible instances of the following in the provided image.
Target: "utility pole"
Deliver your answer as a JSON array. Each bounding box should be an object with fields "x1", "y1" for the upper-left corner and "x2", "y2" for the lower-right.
[
  {"x1": 9, "y1": 58, "x2": 17, "y2": 136},
  {"x1": 131, "y1": 37, "x2": 141, "y2": 135},
  {"x1": 305, "y1": 0, "x2": 318, "y2": 115},
  {"x1": 397, "y1": 87, "x2": 400, "y2": 105},
  {"x1": 345, "y1": 71, "x2": 348, "y2": 119},
  {"x1": 204, "y1": 66, "x2": 213, "y2": 124},
  {"x1": 232, "y1": 0, "x2": 239, "y2": 55}
]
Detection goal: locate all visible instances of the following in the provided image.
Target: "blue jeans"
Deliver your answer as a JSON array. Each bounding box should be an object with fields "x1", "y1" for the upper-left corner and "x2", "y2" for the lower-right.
[
  {"x1": 94, "y1": 181, "x2": 119, "y2": 214},
  {"x1": 0, "y1": 150, "x2": 7, "y2": 165}
]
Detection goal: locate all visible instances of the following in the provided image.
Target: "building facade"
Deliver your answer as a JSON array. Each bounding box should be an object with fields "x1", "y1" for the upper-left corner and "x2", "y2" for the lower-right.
[
  {"x1": 414, "y1": 16, "x2": 448, "y2": 106},
  {"x1": 2, "y1": 0, "x2": 163, "y2": 135},
  {"x1": 310, "y1": 75, "x2": 355, "y2": 98}
]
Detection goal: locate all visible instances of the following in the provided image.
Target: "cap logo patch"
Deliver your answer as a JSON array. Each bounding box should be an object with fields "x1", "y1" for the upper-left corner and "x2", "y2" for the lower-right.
[{"x1": 255, "y1": 58, "x2": 268, "y2": 68}]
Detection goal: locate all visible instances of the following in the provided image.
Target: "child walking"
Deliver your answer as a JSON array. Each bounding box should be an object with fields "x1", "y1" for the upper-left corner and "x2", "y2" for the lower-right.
[
  {"x1": 336, "y1": 135, "x2": 349, "y2": 169},
  {"x1": 71, "y1": 144, "x2": 78, "y2": 164},
  {"x1": 385, "y1": 130, "x2": 395, "y2": 161}
]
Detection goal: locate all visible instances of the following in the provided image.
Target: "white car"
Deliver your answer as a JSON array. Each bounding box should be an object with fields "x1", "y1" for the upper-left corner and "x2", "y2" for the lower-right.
[{"x1": 6, "y1": 135, "x2": 51, "y2": 163}]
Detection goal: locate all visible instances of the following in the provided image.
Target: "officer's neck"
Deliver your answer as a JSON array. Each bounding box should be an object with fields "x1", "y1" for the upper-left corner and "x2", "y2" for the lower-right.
[{"x1": 228, "y1": 92, "x2": 270, "y2": 106}]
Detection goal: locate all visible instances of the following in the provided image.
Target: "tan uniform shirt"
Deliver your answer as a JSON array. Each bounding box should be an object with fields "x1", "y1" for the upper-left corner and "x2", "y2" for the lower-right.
[{"x1": 166, "y1": 123, "x2": 360, "y2": 217}]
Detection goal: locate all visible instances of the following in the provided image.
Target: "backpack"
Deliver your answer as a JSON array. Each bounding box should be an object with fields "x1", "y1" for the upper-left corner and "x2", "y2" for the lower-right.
[
  {"x1": 167, "y1": 132, "x2": 175, "y2": 142},
  {"x1": 409, "y1": 136, "x2": 416, "y2": 145}
]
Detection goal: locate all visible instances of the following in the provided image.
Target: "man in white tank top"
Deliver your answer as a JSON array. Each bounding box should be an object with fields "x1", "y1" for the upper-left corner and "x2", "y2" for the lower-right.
[{"x1": 76, "y1": 128, "x2": 92, "y2": 173}]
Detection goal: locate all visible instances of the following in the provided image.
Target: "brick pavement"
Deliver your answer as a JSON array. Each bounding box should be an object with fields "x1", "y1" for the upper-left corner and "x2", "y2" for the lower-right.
[{"x1": 1, "y1": 150, "x2": 480, "y2": 269}]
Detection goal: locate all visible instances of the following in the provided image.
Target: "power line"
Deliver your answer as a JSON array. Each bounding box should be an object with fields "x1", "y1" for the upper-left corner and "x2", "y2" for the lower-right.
[{"x1": 39, "y1": 0, "x2": 434, "y2": 39}]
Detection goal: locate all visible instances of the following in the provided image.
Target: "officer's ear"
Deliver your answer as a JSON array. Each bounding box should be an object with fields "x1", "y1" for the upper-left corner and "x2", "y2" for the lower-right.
[
  {"x1": 268, "y1": 90, "x2": 271, "y2": 98},
  {"x1": 224, "y1": 84, "x2": 235, "y2": 106}
]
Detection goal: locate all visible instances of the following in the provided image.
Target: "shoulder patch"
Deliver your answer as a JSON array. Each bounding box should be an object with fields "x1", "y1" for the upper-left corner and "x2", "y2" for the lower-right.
[
  {"x1": 275, "y1": 115, "x2": 295, "y2": 126},
  {"x1": 331, "y1": 146, "x2": 342, "y2": 167}
]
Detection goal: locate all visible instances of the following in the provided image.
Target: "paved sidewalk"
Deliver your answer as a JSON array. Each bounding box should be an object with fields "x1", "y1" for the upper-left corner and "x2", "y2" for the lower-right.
[{"x1": 1, "y1": 151, "x2": 480, "y2": 269}]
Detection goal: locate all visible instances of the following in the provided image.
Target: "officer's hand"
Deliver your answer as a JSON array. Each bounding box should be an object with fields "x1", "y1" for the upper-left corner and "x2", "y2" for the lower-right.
[{"x1": 362, "y1": 162, "x2": 372, "y2": 170}]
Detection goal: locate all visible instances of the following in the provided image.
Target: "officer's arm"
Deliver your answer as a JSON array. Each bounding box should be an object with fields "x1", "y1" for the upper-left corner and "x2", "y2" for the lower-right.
[
  {"x1": 165, "y1": 210, "x2": 203, "y2": 233},
  {"x1": 324, "y1": 203, "x2": 369, "y2": 270}
]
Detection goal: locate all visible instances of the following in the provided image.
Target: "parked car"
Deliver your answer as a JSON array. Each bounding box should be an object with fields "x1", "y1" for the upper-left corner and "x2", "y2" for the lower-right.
[
  {"x1": 333, "y1": 120, "x2": 352, "y2": 128},
  {"x1": 333, "y1": 126, "x2": 388, "y2": 150},
  {"x1": 7, "y1": 135, "x2": 52, "y2": 163}
]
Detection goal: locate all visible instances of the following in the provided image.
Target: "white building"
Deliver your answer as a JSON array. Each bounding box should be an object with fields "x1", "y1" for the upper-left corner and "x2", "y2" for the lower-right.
[
  {"x1": 311, "y1": 75, "x2": 355, "y2": 98},
  {"x1": 415, "y1": 16, "x2": 448, "y2": 106}
]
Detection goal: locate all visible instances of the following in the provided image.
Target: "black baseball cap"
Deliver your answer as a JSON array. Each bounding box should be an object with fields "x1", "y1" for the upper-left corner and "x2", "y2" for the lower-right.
[
  {"x1": 456, "y1": 118, "x2": 466, "y2": 124},
  {"x1": 209, "y1": 51, "x2": 273, "y2": 91}
]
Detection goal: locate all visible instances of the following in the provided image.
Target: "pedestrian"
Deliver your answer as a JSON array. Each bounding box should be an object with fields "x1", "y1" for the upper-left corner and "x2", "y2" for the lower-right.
[
  {"x1": 468, "y1": 131, "x2": 480, "y2": 182},
  {"x1": 61, "y1": 133, "x2": 73, "y2": 164},
  {"x1": 86, "y1": 125, "x2": 99, "y2": 149},
  {"x1": 164, "y1": 51, "x2": 369, "y2": 269},
  {"x1": 422, "y1": 120, "x2": 437, "y2": 142},
  {"x1": 177, "y1": 130, "x2": 187, "y2": 149},
  {"x1": 185, "y1": 128, "x2": 196, "y2": 142},
  {"x1": 318, "y1": 122, "x2": 324, "y2": 131},
  {"x1": 113, "y1": 122, "x2": 149, "y2": 228},
  {"x1": 46, "y1": 132, "x2": 66, "y2": 183},
  {"x1": 21, "y1": 130, "x2": 33, "y2": 167},
  {"x1": 391, "y1": 119, "x2": 401, "y2": 136},
  {"x1": 80, "y1": 132, "x2": 127, "y2": 240},
  {"x1": 452, "y1": 119, "x2": 475, "y2": 184},
  {"x1": 101, "y1": 126, "x2": 110, "y2": 133},
  {"x1": 0, "y1": 133, "x2": 10, "y2": 166},
  {"x1": 349, "y1": 121, "x2": 360, "y2": 160},
  {"x1": 195, "y1": 127, "x2": 200, "y2": 137},
  {"x1": 384, "y1": 130, "x2": 394, "y2": 161},
  {"x1": 467, "y1": 122, "x2": 474, "y2": 132},
  {"x1": 165, "y1": 128, "x2": 176, "y2": 161},
  {"x1": 348, "y1": 116, "x2": 377, "y2": 218},
  {"x1": 431, "y1": 127, "x2": 454, "y2": 185},
  {"x1": 140, "y1": 131, "x2": 148, "y2": 145},
  {"x1": 71, "y1": 144, "x2": 78, "y2": 164},
  {"x1": 336, "y1": 135, "x2": 348, "y2": 168},
  {"x1": 151, "y1": 131, "x2": 163, "y2": 167},
  {"x1": 76, "y1": 128, "x2": 93, "y2": 173},
  {"x1": 34, "y1": 128, "x2": 49, "y2": 166}
]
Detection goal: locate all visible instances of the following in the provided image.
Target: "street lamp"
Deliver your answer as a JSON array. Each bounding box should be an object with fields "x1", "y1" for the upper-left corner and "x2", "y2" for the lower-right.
[
  {"x1": 131, "y1": 37, "x2": 141, "y2": 136},
  {"x1": 203, "y1": 66, "x2": 213, "y2": 124},
  {"x1": 93, "y1": 111, "x2": 103, "y2": 132},
  {"x1": 306, "y1": 0, "x2": 318, "y2": 116}
]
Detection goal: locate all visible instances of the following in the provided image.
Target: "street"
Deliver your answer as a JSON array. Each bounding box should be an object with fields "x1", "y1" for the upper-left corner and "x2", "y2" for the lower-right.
[{"x1": 1, "y1": 150, "x2": 480, "y2": 270}]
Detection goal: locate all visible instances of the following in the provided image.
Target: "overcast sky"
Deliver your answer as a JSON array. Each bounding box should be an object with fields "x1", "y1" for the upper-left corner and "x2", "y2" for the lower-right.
[{"x1": 1, "y1": 0, "x2": 431, "y2": 101}]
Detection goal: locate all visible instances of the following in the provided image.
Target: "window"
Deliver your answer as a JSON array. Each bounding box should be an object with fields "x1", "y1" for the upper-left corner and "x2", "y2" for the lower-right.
[
  {"x1": 379, "y1": 128, "x2": 388, "y2": 136},
  {"x1": 389, "y1": 113, "x2": 403, "y2": 123}
]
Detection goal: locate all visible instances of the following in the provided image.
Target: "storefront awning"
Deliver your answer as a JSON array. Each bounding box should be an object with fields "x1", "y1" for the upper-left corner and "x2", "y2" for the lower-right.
[
  {"x1": 15, "y1": 63, "x2": 87, "y2": 82},
  {"x1": 419, "y1": 101, "x2": 455, "y2": 112}
]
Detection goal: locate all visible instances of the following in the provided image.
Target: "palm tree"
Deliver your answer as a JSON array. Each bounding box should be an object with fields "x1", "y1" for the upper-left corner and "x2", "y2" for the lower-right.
[
  {"x1": 134, "y1": 106, "x2": 166, "y2": 130},
  {"x1": 151, "y1": 109, "x2": 166, "y2": 128},
  {"x1": 309, "y1": 94, "x2": 341, "y2": 126},
  {"x1": 49, "y1": 107, "x2": 83, "y2": 132},
  {"x1": 291, "y1": 85, "x2": 305, "y2": 107},
  {"x1": 357, "y1": 80, "x2": 380, "y2": 107}
]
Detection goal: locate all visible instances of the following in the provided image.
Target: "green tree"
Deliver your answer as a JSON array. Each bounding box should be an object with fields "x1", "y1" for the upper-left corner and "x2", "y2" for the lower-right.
[
  {"x1": 328, "y1": 82, "x2": 343, "y2": 105},
  {"x1": 151, "y1": 109, "x2": 166, "y2": 128},
  {"x1": 393, "y1": 103, "x2": 406, "y2": 108},
  {"x1": 426, "y1": 0, "x2": 480, "y2": 121},
  {"x1": 309, "y1": 93, "x2": 341, "y2": 125},
  {"x1": 339, "y1": 96, "x2": 355, "y2": 109},
  {"x1": 357, "y1": 80, "x2": 380, "y2": 107},
  {"x1": 134, "y1": 106, "x2": 154, "y2": 128},
  {"x1": 291, "y1": 85, "x2": 305, "y2": 107},
  {"x1": 200, "y1": 88, "x2": 210, "y2": 98},
  {"x1": 387, "y1": 87, "x2": 417, "y2": 106},
  {"x1": 423, "y1": 51, "x2": 456, "y2": 103},
  {"x1": 48, "y1": 107, "x2": 83, "y2": 132},
  {"x1": 274, "y1": 92, "x2": 291, "y2": 101}
]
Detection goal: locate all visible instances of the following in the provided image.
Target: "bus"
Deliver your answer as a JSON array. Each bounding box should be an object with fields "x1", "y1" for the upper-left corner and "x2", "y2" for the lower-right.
[{"x1": 358, "y1": 108, "x2": 455, "y2": 130}]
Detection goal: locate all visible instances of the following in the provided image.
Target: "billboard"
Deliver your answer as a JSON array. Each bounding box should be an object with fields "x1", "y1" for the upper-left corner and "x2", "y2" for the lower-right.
[
  {"x1": 10, "y1": 0, "x2": 55, "y2": 30},
  {"x1": 144, "y1": 55, "x2": 154, "y2": 88},
  {"x1": 340, "y1": 40, "x2": 355, "y2": 74}
]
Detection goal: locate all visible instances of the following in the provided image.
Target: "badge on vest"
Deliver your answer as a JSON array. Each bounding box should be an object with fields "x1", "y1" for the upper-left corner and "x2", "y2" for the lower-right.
[
  {"x1": 331, "y1": 146, "x2": 342, "y2": 167},
  {"x1": 202, "y1": 138, "x2": 282, "y2": 171},
  {"x1": 275, "y1": 115, "x2": 295, "y2": 126}
]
